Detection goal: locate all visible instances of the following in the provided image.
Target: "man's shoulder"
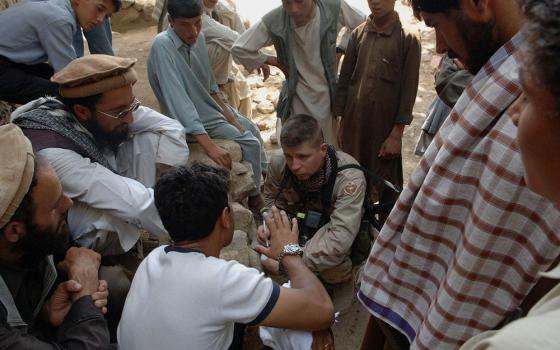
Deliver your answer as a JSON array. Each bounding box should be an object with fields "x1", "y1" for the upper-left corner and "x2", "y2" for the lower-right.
[{"x1": 335, "y1": 151, "x2": 366, "y2": 182}]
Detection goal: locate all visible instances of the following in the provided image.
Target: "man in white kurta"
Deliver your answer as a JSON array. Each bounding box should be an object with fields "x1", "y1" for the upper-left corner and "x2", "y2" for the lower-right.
[
  {"x1": 12, "y1": 55, "x2": 189, "y2": 256},
  {"x1": 232, "y1": 0, "x2": 365, "y2": 145}
]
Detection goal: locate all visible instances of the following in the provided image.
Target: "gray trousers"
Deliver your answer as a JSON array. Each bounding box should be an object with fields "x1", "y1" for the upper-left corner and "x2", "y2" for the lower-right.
[{"x1": 207, "y1": 109, "x2": 266, "y2": 194}]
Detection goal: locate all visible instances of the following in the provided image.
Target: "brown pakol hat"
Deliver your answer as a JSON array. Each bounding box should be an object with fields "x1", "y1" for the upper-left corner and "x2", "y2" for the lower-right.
[
  {"x1": 0, "y1": 124, "x2": 35, "y2": 228},
  {"x1": 52, "y1": 54, "x2": 138, "y2": 98}
]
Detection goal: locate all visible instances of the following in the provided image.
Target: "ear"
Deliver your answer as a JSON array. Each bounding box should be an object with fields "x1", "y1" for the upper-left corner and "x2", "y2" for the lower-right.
[
  {"x1": 72, "y1": 104, "x2": 93, "y2": 123},
  {"x1": 1, "y1": 221, "x2": 27, "y2": 244},
  {"x1": 320, "y1": 143, "x2": 328, "y2": 152},
  {"x1": 168, "y1": 14, "x2": 174, "y2": 28},
  {"x1": 220, "y1": 206, "x2": 233, "y2": 230}
]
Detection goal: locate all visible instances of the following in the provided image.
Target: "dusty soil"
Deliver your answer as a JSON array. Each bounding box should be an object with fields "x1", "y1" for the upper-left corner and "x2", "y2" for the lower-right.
[{"x1": 111, "y1": 4, "x2": 437, "y2": 348}]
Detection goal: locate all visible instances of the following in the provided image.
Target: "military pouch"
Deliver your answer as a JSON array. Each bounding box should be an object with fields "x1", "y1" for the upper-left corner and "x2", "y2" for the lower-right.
[{"x1": 350, "y1": 220, "x2": 375, "y2": 266}]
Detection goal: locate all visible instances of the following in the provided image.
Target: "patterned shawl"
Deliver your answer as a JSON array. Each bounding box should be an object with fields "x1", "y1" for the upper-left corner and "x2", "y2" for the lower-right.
[{"x1": 358, "y1": 32, "x2": 560, "y2": 349}]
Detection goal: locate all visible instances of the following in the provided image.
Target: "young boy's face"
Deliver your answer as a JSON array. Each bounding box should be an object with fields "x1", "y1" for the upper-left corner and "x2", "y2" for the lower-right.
[
  {"x1": 367, "y1": 0, "x2": 395, "y2": 19},
  {"x1": 73, "y1": 0, "x2": 116, "y2": 31}
]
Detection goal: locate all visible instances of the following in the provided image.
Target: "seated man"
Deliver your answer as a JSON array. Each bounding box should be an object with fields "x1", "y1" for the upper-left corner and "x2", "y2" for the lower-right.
[
  {"x1": 260, "y1": 115, "x2": 366, "y2": 294},
  {"x1": 0, "y1": 123, "x2": 109, "y2": 348},
  {"x1": 147, "y1": 0, "x2": 266, "y2": 212},
  {"x1": 12, "y1": 54, "x2": 189, "y2": 256},
  {"x1": 11, "y1": 54, "x2": 190, "y2": 337},
  {"x1": 118, "y1": 164, "x2": 335, "y2": 350},
  {"x1": 0, "y1": 0, "x2": 121, "y2": 104}
]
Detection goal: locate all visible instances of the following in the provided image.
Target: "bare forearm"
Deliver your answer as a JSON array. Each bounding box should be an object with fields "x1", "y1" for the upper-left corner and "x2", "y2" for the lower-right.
[
  {"x1": 193, "y1": 133, "x2": 215, "y2": 152},
  {"x1": 391, "y1": 124, "x2": 405, "y2": 138},
  {"x1": 283, "y1": 256, "x2": 331, "y2": 302}
]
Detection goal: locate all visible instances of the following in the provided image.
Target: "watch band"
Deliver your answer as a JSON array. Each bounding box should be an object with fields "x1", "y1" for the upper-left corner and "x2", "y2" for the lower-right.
[{"x1": 277, "y1": 244, "x2": 303, "y2": 273}]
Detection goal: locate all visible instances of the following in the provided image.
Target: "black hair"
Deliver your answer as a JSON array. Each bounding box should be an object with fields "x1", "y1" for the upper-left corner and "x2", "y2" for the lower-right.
[
  {"x1": 154, "y1": 163, "x2": 230, "y2": 243},
  {"x1": 59, "y1": 94, "x2": 103, "y2": 114},
  {"x1": 280, "y1": 114, "x2": 324, "y2": 147},
  {"x1": 408, "y1": 0, "x2": 460, "y2": 20},
  {"x1": 523, "y1": 0, "x2": 560, "y2": 112},
  {"x1": 167, "y1": 0, "x2": 203, "y2": 19}
]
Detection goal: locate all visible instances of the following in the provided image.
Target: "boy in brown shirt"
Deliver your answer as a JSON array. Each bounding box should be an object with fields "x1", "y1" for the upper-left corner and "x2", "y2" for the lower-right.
[{"x1": 333, "y1": 0, "x2": 420, "y2": 213}]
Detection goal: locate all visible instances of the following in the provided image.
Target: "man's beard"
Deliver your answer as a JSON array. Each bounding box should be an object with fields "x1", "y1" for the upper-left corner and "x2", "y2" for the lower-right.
[
  {"x1": 456, "y1": 15, "x2": 501, "y2": 75},
  {"x1": 85, "y1": 116, "x2": 129, "y2": 152},
  {"x1": 16, "y1": 220, "x2": 70, "y2": 264}
]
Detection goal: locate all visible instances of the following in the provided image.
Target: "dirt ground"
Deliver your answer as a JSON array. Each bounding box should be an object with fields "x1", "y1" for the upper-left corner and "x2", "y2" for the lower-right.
[{"x1": 110, "y1": 5, "x2": 437, "y2": 348}]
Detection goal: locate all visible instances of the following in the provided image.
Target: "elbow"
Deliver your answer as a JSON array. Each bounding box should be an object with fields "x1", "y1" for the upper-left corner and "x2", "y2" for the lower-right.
[{"x1": 310, "y1": 299, "x2": 335, "y2": 331}]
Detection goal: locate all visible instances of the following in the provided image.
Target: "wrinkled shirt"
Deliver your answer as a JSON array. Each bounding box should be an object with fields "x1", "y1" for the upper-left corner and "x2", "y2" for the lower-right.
[{"x1": 0, "y1": 0, "x2": 78, "y2": 71}]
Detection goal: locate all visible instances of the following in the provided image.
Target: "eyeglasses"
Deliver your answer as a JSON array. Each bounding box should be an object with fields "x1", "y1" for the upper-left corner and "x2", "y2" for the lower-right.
[{"x1": 97, "y1": 98, "x2": 141, "y2": 120}]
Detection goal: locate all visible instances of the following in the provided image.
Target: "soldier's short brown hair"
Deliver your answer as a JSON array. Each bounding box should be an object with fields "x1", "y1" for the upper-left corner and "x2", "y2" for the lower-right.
[{"x1": 280, "y1": 114, "x2": 324, "y2": 147}]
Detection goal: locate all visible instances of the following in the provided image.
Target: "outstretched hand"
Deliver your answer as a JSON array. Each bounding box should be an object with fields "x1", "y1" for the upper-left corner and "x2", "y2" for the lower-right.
[{"x1": 254, "y1": 206, "x2": 299, "y2": 260}]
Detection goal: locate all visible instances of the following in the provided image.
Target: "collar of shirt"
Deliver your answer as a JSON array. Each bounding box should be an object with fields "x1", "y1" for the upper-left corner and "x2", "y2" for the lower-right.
[
  {"x1": 167, "y1": 26, "x2": 189, "y2": 50},
  {"x1": 365, "y1": 13, "x2": 400, "y2": 36}
]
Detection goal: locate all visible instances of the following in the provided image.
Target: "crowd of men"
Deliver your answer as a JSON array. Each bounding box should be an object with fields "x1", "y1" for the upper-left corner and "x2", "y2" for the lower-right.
[{"x1": 0, "y1": 0, "x2": 559, "y2": 349}]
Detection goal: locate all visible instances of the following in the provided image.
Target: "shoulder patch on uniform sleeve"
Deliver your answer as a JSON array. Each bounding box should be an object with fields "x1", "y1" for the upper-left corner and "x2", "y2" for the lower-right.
[{"x1": 343, "y1": 181, "x2": 358, "y2": 195}]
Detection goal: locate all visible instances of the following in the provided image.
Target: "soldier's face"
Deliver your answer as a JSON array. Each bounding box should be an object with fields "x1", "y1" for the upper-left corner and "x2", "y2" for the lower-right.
[
  {"x1": 282, "y1": 142, "x2": 328, "y2": 181},
  {"x1": 170, "y1": 15, "x2": 202, "y2": 45}
]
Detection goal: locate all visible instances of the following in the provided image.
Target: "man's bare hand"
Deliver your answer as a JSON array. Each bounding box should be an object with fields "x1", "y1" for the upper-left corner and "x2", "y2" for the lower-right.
[
  {"x1": 255, "y1": 206, "x2": 299, "y2": 259},
  {"x1": 43, "y1": 280, "x2": 82, "y2": 327},
  {"x1": 92, "y1": 280, "x2": 109, "y2": 315},
  {"x1": 206, "y1": 144, "x2": 233, "y2": 169},
  {"x1": 378, "y1": 134, "x2": 402, "y2": 159},
  {"x1": 57, "y1": 247, "x2": 101, "y2": 302}
]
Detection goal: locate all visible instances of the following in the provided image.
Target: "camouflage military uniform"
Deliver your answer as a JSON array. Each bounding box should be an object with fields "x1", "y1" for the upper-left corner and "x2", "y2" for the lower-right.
[{"x1": 263, "y1": 149, "x2": 366, "y2": 284}]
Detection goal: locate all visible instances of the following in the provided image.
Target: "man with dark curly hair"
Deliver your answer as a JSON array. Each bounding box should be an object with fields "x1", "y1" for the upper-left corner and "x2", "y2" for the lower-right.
[
  {"x1": 358, "y1": 0, "x2": 560, "y2": 349},
  {"x1": 118, "y1": 163, "x2": 335, "y2": 349}
]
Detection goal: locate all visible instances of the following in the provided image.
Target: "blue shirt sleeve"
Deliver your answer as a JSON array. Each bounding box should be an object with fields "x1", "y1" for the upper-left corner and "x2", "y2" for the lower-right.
[
  {"x1": 147, "y1": 38, "x2": 208, "y2": 135},
  {"x1": 38, "y1": 19, "x2": 77, "y2": 72}
]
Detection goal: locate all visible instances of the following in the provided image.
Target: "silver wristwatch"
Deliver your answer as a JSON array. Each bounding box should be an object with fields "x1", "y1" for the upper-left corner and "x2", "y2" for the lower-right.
[{"x1": 277, "y1": 244, "x2": 303, "y2": 273}]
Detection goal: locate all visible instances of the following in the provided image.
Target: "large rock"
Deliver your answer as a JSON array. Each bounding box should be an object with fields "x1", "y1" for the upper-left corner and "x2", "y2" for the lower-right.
[
  {"x1": 230, "y1": 161, "x2": 256, "y2": 202},
  {"x1": 112, "y1": 7, "x2": 141, "y2": 24},
  {"x1": 220, "y1": 230, "x2": 263, "y2": 271},
  {"x1": 256, "y1": 100, "x2": 275, "y2": 114},
  {"x1": 120, "y1": 0, "x2": 135, "y2": 9},
  {"x1": 187, "y1": 139, "x2": 243, "y2": 164},
  {"x1": 231, "y1": 201, "x2": 258, "y2": 243}
]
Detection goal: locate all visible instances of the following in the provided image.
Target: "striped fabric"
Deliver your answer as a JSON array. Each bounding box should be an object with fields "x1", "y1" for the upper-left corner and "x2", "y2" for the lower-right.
[{"x1": 358, "y1": 32, "x2": 560, "y2": 350}]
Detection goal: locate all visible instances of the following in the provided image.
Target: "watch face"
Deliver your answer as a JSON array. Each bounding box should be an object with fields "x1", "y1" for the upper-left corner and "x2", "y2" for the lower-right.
[{"x1": 285, "y1": 244, "x2": 302, "y2": 254}]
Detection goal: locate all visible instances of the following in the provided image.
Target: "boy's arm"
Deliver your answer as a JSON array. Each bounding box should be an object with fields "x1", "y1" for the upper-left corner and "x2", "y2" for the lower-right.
[
  {"x1": 332, "y1": 28, "x2": 360, "y2": 117},
  {"x1": 39, "y1": 20, "x2": 78, "y2": 72},
  {"x1": 379, "y1": 31, "x2": 421, "y2": 159}
]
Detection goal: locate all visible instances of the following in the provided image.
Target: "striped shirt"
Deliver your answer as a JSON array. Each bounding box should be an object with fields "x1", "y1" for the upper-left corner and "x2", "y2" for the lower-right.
[{"x1": 358, "y1": 32, "x2": 560, "y2": 350}]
